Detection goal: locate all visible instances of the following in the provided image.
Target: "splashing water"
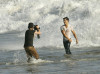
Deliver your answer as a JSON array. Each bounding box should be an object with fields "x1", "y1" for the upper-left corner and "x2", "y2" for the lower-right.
[{"x1": 0, "y1": 0, "x2": 100, "y2": 50}]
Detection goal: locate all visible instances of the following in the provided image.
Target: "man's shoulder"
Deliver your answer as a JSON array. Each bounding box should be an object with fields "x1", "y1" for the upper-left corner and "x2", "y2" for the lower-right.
[
  {"x1": 25, "y1": 30, "x2": 28, "y2": 32},
  {"x1": 26, "y1": 30, "x2": 35, "y2": 33},
  {"x1": 60, "y1": 25, "x2": 65, "y2": 30}
]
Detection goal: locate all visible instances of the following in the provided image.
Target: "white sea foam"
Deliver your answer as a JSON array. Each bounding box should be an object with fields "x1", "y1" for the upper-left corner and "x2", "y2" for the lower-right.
[
  {"x1": 60, "y1": 59, "x2": 71, "y2": 62},
  {"x1": 5, "y1": 58, "x2": 53, "y2": 65},
  {"x1": 0, "y1": 0, "x2": 100, "y2": 49},
  {"x1": 28, "y1": 58, "x2": 54, "y2": 64}
]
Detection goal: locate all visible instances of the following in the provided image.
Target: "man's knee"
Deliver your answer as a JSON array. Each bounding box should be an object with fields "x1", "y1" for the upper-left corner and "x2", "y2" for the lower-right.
[
  {"x1": 36, "y1": 54, "x2": 39, "y2": 59},
  {"x1": 30, "y1": 47, "x2": 39, "y2": 59}
]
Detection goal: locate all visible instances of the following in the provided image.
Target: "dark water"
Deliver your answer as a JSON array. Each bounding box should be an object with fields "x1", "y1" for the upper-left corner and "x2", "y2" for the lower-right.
[{"x1": 0, "y1": 46, "x2": 100, "y2": 74}]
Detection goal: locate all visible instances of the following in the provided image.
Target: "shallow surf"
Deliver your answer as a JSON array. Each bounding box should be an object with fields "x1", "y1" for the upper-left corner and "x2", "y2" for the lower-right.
[{"x1": 0, "y1": 47, "x2": 100, "y2": 74}]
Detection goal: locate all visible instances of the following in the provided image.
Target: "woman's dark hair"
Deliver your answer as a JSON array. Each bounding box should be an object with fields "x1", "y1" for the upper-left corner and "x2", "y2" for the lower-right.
[
  {"x1": 63, "y1": 17, "x2": 69, "y2": 22},
  {"x1": 28, "y1": 22, "x2": 34, "y2": 29}
]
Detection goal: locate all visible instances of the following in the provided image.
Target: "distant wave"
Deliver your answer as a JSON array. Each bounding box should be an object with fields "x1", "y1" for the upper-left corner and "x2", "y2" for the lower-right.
[{"x1": 0, "y1": 0, "x2": 100, "y2": 47}]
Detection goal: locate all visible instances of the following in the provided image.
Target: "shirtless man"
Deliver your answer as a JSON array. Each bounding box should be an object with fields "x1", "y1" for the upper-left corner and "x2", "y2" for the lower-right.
[{"x1": 61, "y1": 17, "x2": 78, "y2": 54}]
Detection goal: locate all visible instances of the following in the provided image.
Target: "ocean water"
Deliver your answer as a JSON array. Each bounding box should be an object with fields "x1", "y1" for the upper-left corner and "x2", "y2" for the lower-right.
[
  {"x1": 0, "y1": 0, "x2": 100, "y2": 74},
  {"x1": 0, "y1": 45, "x2": 100, "y2": 74}
]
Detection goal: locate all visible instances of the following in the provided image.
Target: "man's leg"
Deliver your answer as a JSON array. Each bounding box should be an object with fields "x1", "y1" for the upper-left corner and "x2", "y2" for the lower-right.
[
  {"x1": 63, "y1": 40, "x2": 71, "y2": 54},
  {"x1": 29, "y1": 46, "x2": 39, "y2": 60},
  {"x1": 24, "y1": 47, "x2": 32, "y2": 62}
]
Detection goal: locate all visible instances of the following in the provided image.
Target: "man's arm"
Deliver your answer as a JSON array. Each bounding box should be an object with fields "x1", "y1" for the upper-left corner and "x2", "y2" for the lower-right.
[
  {"x1": 61, "y1": 30, "x2": 72, "y2": 42},
  {"x1": 35, "y1": 25, "x2": 41, "y2": 34},
  {"x1": 36, "y1": 25, "x2": 40, "y2": 32},
  {"x1": 71, "y1": 30, "x2": 78, "y2": 44},
  {"x1": 35, "y1": 31, "x2": 41, "y2": 34}
]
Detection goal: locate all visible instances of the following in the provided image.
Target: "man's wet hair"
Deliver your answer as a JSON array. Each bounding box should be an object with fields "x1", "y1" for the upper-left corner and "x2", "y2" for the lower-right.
[
  {"x1": 63, "y1": 17, "x2": 69, "y2": 22},
  {"x1": 28, "y1": 22, "x2": 34, "y2": 29}
]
